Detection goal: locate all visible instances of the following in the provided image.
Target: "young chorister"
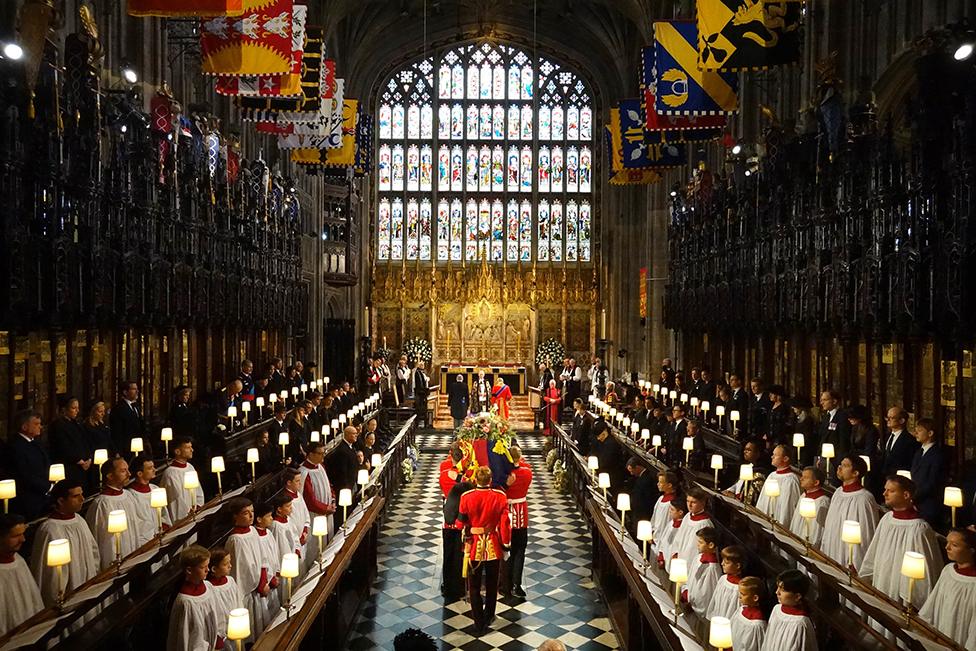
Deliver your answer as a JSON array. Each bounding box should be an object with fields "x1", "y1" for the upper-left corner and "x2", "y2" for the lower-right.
[
  {"x1": 761, "y1": 569, "x2": 817, "y2": 651},
  {"x1": 730, "y1": 576, "x2": 767, "y2": 651},
  {"x1": 657, "y1": 494, "x2": 687, "y2": 570},
  {"x1": 270, "y1": 494, "x2": 302, "y2": 561},
  {"x1": 225, "y1": 498, "x2": 272, "y2": 639},
  {"x1": 253, "y1": 502, "x2": 282, "y2": 617},
  {"x1": 669, "y1": 486, "x2": 713, "y2": 570},
  {"x1": 206, "y1": 548, "x2": 244, "y2": 644},
  {"x1": 167, "y1": 545, "x2": 222, "y2": 651},
  {"x1": 650, "y1": 471, "x2": 680, "y2": 555},
  {"x1": 706, "y1": 545, "x2": 746, "y2": 623},
  {"x1": 0, "y1": 514, "x2": 44, "y2": 637},
  {"x1": 919, "y1": 528, "x2": 976, "y2": 648},
  {"x1": 788, "y1": 467, "x2": 830, "y2": 547},
  {"x1": 684, "y1": 526, "x2": 723, "y2": 619}
]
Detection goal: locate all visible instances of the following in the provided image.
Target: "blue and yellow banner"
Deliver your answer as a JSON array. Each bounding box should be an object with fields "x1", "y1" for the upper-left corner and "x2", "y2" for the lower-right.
[
  {"x1": 697, "y1": 0, "x2": 804, "y2": 72},
  {"x1": 614, "y1": 100, "x2": 687, "y2": 170},
  {"x1": 653, "y1": 20, "x2": 738, "y2": 115},
  {"x1": 605, "y1": 127, "x2": 661, "y2": 185}
]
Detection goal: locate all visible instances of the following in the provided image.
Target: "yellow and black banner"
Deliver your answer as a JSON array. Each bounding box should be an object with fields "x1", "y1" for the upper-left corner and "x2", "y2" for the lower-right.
[{"x1": 697, "y1": 0, "x2": 804, "y2": 72}]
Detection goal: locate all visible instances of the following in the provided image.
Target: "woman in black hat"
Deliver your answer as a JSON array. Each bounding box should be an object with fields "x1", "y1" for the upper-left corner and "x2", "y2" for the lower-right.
[
  {"x1": 765, "y1": 384, "x2": 794, "y2": 452},
  {"x1": 790, "y1": 395, "x2": 816, "y2": 466}
]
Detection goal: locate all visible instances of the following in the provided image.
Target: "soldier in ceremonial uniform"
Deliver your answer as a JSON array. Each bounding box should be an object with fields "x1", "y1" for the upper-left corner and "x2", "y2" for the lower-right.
[
  {"x1": 439, "y1": 445, "x2": 469, "y2": 599},
  {"x1": 458, "y1": 466, "x2": 512, "y2": 635},
  {"x1": 503, "y1": 446, "x2": 532, "y2": 598}
]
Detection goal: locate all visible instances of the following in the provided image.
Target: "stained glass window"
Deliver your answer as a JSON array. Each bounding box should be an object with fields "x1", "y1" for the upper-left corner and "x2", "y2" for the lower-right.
[{"x1": 376, "y1": 42, "x2": 594, "y2": 263}]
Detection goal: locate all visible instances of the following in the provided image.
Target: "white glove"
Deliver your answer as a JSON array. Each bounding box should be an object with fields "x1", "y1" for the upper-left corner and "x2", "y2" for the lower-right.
[{"x1": 503, "y1": 551, "x2": 511, "y2": 561}]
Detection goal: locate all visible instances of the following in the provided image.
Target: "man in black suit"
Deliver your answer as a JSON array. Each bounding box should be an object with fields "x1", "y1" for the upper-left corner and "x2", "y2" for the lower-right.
[
  {"x1": 8, "y1": 410, "x2": 50, "y2": 520},
  {"x1": 748, "y1": 377, "x2": 772, "y2": 439},
  {"x1": 570, "y1": 398, "x2": 593, "y2": 454},
  {"x1": 413, "y1": 361, "x2": 430, "y2": 427},
  {"x1": 698, "y1": 367, "x2": 717, "y2": 404},
  {"x1": 634, "y1": 395, "x2": 656, "y2": 431},
  {"x1": 110, "y1": 380, "x2": 150, "y2": 457},
  {"x1": 267, "y1": 357, "x2": 287, "y2": 396},
  {"x1": 666, "y1": 404, "x2": 689, "y2": 466},
  {"x1": 817, "y1": 390, "x2": 850, "y2": 478},
  {"x1": 328, "y1": 425, "x2": 363, "y2": 494},
  {"x1": 909, "y1": 417, "x2": 947, "y2": 527},
  {"x1": 626, "y1": 456, "x2": 657, "y2": 530},
  {"x1": 727, "y1": 375, "x2": 750, "y2": 437},
  {"x1": 879, "y1": 406, "x2": 918, "y2": 482}
]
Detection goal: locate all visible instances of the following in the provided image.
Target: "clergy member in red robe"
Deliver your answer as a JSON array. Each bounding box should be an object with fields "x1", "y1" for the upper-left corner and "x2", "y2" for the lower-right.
[
  {"x1": 543, "y1": 379, "x2": 561, "y2": 434},
  {"x1": 491, "y1": 378, "x2": 512, "y2": 420}
]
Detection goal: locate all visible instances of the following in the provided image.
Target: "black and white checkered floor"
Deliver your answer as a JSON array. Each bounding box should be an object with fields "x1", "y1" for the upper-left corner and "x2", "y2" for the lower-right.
[
  {"x1": 345, "y1": 443, "x2": 619, "y2": 650},
  {"x1": 416, "y1": 431, "x2": 548, "y2": 454}
]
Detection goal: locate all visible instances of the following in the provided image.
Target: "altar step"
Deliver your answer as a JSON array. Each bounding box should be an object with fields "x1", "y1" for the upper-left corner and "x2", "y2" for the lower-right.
[{"x1": 431, "y1": 394, "x2": 537, "y2": 432}]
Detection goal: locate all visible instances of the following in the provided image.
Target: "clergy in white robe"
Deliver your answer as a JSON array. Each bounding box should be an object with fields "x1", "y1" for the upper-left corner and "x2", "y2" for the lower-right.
[
  {"x1": 159, "y1": 440, "x2": 206, "y2": 524},
  {"x1": 761, "y1": 604, "x2": 817, "y2": 651},
  {"x1": 918, "y1": 529, "x2": 976, "y2": 649},
  {"x1": 86, "y1": 459, "x2": 143, "y2": 570},
  {"x1": 225, "y1": 499, "x2": 271, "y2": 639},
  {"x1": 299, "y1": 446, "x2": 336, "y2": 566},
  {"x1": 127, "y1": 456, "x2": 171, "y2": 546},
  {"x1": 857, "y1": 476, "x2": 942, "y2": 610},
  {"x1": 754, "y1": 447, "x2": 801, "y2": 525},
  {"x1": 821, "y1": 456, "x2": 879, "y2": 568},
  {"x1": 0, "y1": 515, "x2": 44, "y2": 637},
  {"x1": 167, "y1": 545, "x2": 221, "y2": 651},
  {"x1": 30, "y1": 481, "x2": 100, "y2": 606},
  {"x1": 788, "y1": 468, "x2": 831, "y2": 547},
  {"x1": 282, "y1": 468, "x2": 311, "y2": 568},
  {"x1": 705, "y1": 546, "x2": 746, "y2": 623},
  {"x1": 668, "y1": 488, "x2": 712, "y2": 570}
]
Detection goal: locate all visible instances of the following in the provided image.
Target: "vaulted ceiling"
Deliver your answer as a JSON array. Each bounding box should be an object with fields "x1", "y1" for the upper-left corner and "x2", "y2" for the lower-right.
[{"x1": 317, "y1": 0, "x2": 676, "y2": 112}]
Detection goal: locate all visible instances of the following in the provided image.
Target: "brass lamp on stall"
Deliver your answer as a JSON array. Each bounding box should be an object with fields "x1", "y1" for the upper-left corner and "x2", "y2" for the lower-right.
[
  {"x1": 0, "y1": 479, "x2": 15, "y2": 514},
  {"x1": 640, "y1": 429, "x2": 650, "y2": 448},
  {"x1": 668, "y1": 558, "x2": 688, "y2": 624},
  {"x1": 241, "y1": 401, "x2": 251, "y2": 425},
  {"x1": 821, "y1": 443, "x2": 835, "y2": 476},
  {"x1": 211, "y1": 456, "x2": 225, "y2": 496},
  {"x1": 371, "y1": 453, "x2": 382, "y2": 473},
  {"x1": 669, "y1": 390, "x2": 677, "y2": 405},
  {"x1": 247, "y1": 448, "x2": 259, "y2": 483},
  {"x1": 690, "y1": 396, "x2": 699, "y2": 415},
  {"x1": 945, "y1": 487, "x2": 963, "y2": 527},
  {"x1": 738, "y1": 463, "x2": 754, "y2": 503},
  {"x1": 710, "y1": 454, "x2": 723, "y2": 489},
  {"x1": 300, "y1": 383, "x2": 308, "y2": 399},
  {"x1": 330, "y1": 418, "x2": 340, "y2": 434},
  {"x1": 715, "y1": 405, "x2": 726, "y2": 429},
  {"x1": 279, "y1": 390, "x2": 289, "y2": 405},
  {"x1": 798, "y1": 497, "x2": 817, "y2": 546},
  {"x1": 160, "y1": 428, "x2": 173, "y2": 457},
  {"x1": 290, "y1": 387, "x2": 299, "y2": 403},
  {"x1": 709, "y1": 616, "x2": 733, "y2": 651},
  {"x1": 130, "y1": 437, "x2": 144, "y2": 456},
  {"x1": 323, "y1": 425, "x2": 331, "y2": 441},
  {"x1": 49, "y1": 463, "x2": 66, "y2": 483},
  {"x1": 841, "y1": 519, "x2": 861, "y2": 584},
  {"x1": 226, "y1": 406, "x2": 237, "y2": 433},
  {"x1": 107, "y1": 509, "x2": 128, "y2": 573},
  {"x1": 268, "y1": 393, "x2": 278, "y2": 412},
  {"x1": 636, "y1": 520, "x2": 653, "y2": 569},
  {"x1": 150, "y1": 487, "x2": 167, "y2": 537},
  {"x1": 763, "y1": 477, "x2": 781, "y2": 519},
  {"x1": 701, "y1": 400, "x2": 710, "y2": 421},
  {"x1": 682, "y1": 437, "x2": 694, "y2": 466},
  {"x1": 183, "y1": 470, "x2": 200, "y2": 519},
  {"x1": 46, "y1": 538, "x2": 71, "y2": 609},
  {"x1": 598, "y1": 473, "x2": 611, "y2": 501},
  {"x1": 278, "y1": 432, "x2": 289, "y2": 462},
  {"x1": 310, "y1": 430, "x2": 320, "y2": 443},
  {"x1": 255, "y1": 396, "x2": 265, "y2": 419},
  {"x1": 616, "y1": 493, "x2": 630, "y2": 541},
  {"x1": 338, "y1": 489, "x2": 353, "y2": 532},
  {"x1": 357, "y1": 469, "x2": 370, "y2": 496},
  {"x1": 729, "y1": 410, "x2": 741, "y2": 436},
  {"x1": 311, "y1": 515, "x2": 328, "y2": 570},
  {"x1": 896, "y1": 469, "x2": 912, "y2": 480},
  {"x1": 651, "y1": 435, "x2": 662, "y2": 457},
  {"x1": 900, "y1": 551, "x2": 926, "y2": 616},
  {"x1": 792, "y1": 433, "x2": 804, "y2": 463},
  {"x1": 679, "y1": 393, "x2": 689, "y2": 405},
  {"x1": 587, "y1": 456, "x2": 599, "y2": 480},
  {"x1": 280, "y1": 553, "x2": 300, "y2": 617},
  {"x1": 93, "y1": 449, "x2": 108, "y2": 475},
  {"x1": 859, "y1": 455, "x2": 872, "y2": 475},
  {"x1": 630, "y1": 422, "x2": 639, "y2": 438},
  {"x1": 226, "y1": 608, "x2": 250, "y2": 651}
]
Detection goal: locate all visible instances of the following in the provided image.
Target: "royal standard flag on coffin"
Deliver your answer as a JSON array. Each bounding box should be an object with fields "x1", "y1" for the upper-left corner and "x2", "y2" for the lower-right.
[
  {"x1": 653, "y1": 21, "x2": 738, "y2": 115},
  {"x1": 697, "y1": 0, "x2": 804, "y2": 72}
]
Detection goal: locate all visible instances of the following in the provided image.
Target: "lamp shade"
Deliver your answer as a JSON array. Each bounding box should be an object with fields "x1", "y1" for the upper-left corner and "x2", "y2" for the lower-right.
[
  {"x1": 0, "y1": 479, "x2": 15, "y2": 500},
  {"x1": 280, "y1": 390, "x2": 288, "y2": 400},
  {"x1": 182, "y1": 470, "x2": 200, "y2": 490},
  {"x1": 764, "y1": 477, "x2": 781, "y2": 497},
  {"x1": 255, "y1": 397, "x2": 265, "y2": 408},
  {"x1": 160, "y1": 427, "x2": 173, "y2": 442},
  {"x1": 107, "y1": 509, "x2": 128, "y2": 533},
  {"x1": 896, "y1": 469, "x2": 912, "y2": 480},
  {"x1": 715, "y1": 405, "x2": 725, "y2": 417},
  {"x1": 46, "y1": 538, "x2": 71, "y2": 567},
  {"x1": 130, "y1": 438, "x2": 144, "y2": 454},
  {"x1": 331, "y1": 419, "x2": 340, "y2": 430},
  {"x1": 622, "y1": 416, "x2": 631, "y2": 428},
  {"x1": 247, "y1": 448, "x2": 259, "y2": 463},
  {"x1": 711, "y1": 454, "x2": 724, "y2": 470},
  {"x1": 669, "y1": 558, "x2": 688, "y2": 583},
  {"x1": 150, "y1": 486, "x2": 168, "y2": 508},
  {"x1": 739, "y1": 463, "x2": 754, "y2": 482},
  {"x1": 730, "y1": 410, "x2": 740, "y2": 421},
  {"x1": 310, "y1": 430, "x2": 320, "y2": 443},
  {"x1": 945, "y1": 486, "x2": 964, "y2": 508},
  {"x1": 323, "y1": 426, "x2": 331, "y2": 439},
  {"x1": 616, "y1": 493, "x2": 631, "y2": 512},
  {"x1": 680, "y1": 393, "x2": 689, "y2": 403},
  {"x1": 226, "y1": 608, "x2": 250, "y2": 641},
  {"x1": 357, "y1": 469, "x2": 370, "y2": 486},
  {"x1": 338, "y1": 488, "x2": 352, "y2": 507},
  {"x1": 300, "y1": 383, "x2": 308, "y2": 393},
  {"x1": 291, "y1": 387, "x2": 299, "y2": 396},
  {"x1": 93, "y1": 449, "x2": 108, "y2": 465},
  {"x1": 371, "y1": 453, "x2": 382, "y2": 468},
  {"x1": 798, "y1": 497, "x2": 817, "y2": 519},
  {"x1": 280, "y1": 553, "x2": 300, "y2": 578},
  {"x1": 690, "y1": 397, "x2": 699, "y2": 407},
  {"x1": 211, "y1": 456, "x2": 225, "y2": 473},
  {"x1": 701, "y1": 400, "x2": 710, "y2": 412},
  {"x1": 709, "y1": 617, "x2": 733, "y2": 649},
  {"x1": 682, "y1": 437, "x2": 694, "y2": 451},
  {"x1": 598, "y1": 472, "x2": 611, "y2": 489},
  {"x1": 841, "y1": 519, "x2": 861, "y2": 545},
  {"x1": 609, "y1": 408, "x2": 617, "y2": 419},
  {"x1": 859, "y1": 455, "x2": 871, "y2": 472},
  {"x1": 241, "y1": 401, "x2": 251, "y2": 413},
  {"x1": 631, "y1": 422, "x2": 640, "y2": 434},
  {"x1": 312, "y1": 515, "x2": 328, "y2": 537},
  {"x1": 278, "y1": 432, "x2": 289, "y2": 446},
  {"x1": 227, "y1": 406, "x2": 237, "y2": 418},
  {"x1": 641, "y1": 429, "x2": 650, "y2": 441},
  {"x1": 636, "y1": 520, "x2": 653, "y2": 542},
  {"x1": 652, "y1": 434, "x2": 662, "y2": 447},
  {"x1": 901, "y1": 551, "x2": 926, "y2": 580},
  {"x1": 821, "y1": 443, "x2": 835, "y2": 459},
  {"x1": 587, "y1": 456, "x2": 599, "y2": 471},
  {"x1": 324, "y1": 376, "x2": 330, "y2": 384},
  {"x1": 269, "y1": 393, "x2": 278, "y2": 404},
  {"x1": 652, "y1": 383, "x2": 660, "y2": 393},
  {"x1": 49, "y1": 464, "x2": 66, "y2": 483},
  {"x1": 792, "y1": 433, "x2": 805, "y2": 448},
  {"x1": 660, "y1": 387, "x2": 667, "y2": 396},
  {"x1": 339, "y1": 415, "x2": 347, "y2": 425},
  {"x1": 669, "y1": 390, "x2": 677, "y2": 400}
]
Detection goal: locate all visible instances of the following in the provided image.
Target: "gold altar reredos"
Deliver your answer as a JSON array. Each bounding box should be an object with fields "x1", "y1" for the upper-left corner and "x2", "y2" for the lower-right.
[{"x1": 370, "y1": 257, "x2": 599, "y2": 365}]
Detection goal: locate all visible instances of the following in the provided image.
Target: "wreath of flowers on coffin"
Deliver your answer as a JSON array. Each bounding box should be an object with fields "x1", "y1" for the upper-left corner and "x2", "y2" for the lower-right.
[{"x1": 452, "y1": 407, "x2": 515, "y2": 483}]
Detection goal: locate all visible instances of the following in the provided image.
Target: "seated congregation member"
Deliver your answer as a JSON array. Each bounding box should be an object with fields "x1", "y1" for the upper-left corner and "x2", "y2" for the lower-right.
[
  {"x1": 761, "y1": 570, "x2": 817, "y2": 651},
  {"x1": 821, "y1": 455, "x2": 879, "y2": 569},
  {"x1": 670, "y1": 486, "x2": 712, "y2": 570},
  {"x1": 167, "y1": 545, "x2": 223, "y2": 651},
  {"x1": 919, "y1": 528, "x2": 976, "y2": 648},
  {"x1": 86, "y1": 458, "x2": 143, "y2": 569},
  {"x1": 705, "y1": 545, "x2": 746, "y2": 623},
  {"x1": 909, "y1": 417, "x2": 947, "y2": 527},
  {"x1": 657, "y1": 494, "x2": 687, "y2": 570},
  {"x1": 788, "y1": 467, "x2": 830, "y2": 547},
  {"x1": 30, "y1": 480, "x2": 99, "y2": 607},
  {"x1": 730, "y1": 576, "x2": 767, "y2": 651},
  {"x1": 159, "y1": 438, "x2": 205, "y2": 523},
  {"x1": 651, "y1": 471, "x2": 680, "y2": 551},
  {"x1": 128, "y1": 455, "x2": 171, "y2": 545},
  {"x1": 0, "y1": 514, "x2": 44, "y2": 636},
  {"x1": 625, "y1": 457, "x2": 656, "y2": 528},
  {"x1": 858, "y1": 474, "x2": 941, "y2": 610},
  {"x1": 754, "y1": 445, "x2": 801, "y2": 525},
  {"x1": 684, "y1": 526, "x2": 722, "y2": 619},
  {"x1": 8, "y1": 410, "x2": 50, "y2": 521},
  {"x1": 226, "y1": 498, "x2": 272, "y2": 639},
  {"x1": 281, "y1": 469, "x2": 310, "y2": 564},
  {"x1": 207, "y1": 547, "x2": 244, "y2": 645},
  {"x1": 48, "y1": 396, "x2": 92, "y2": 486},
  {"x1": 252, "y1": 503, "x2": 281, "y2": 616},
  {"x1": 748, "y1": 378, "x2": 771, "y2": 440}
]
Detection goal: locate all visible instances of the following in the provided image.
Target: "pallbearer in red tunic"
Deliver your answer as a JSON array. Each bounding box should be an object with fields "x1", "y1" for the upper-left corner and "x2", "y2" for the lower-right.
[
  {"x1": 503, "y1": 447, "x2": 532, "y2": 598},
  {"x1": 543, "y1": 380, "x2": 561, "y2": 435},
  {"x1": 440, "y1": 445, "x2": 472, "y2": 600},
  {"x1": 458, "y1": 466, "x2": 512, "y2": 635},
  {"x1": 490, "y1": 378, "x2": 512, "y2": 420}
]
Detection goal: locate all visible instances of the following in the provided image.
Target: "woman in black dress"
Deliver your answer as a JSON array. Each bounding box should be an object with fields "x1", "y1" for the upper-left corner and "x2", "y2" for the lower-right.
[{"x1": 49, "y1": 396, "x2": 92, "y2": 487}]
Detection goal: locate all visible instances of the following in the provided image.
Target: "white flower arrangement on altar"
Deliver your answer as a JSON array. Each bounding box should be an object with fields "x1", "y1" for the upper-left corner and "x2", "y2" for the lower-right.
[
  {"x1": 535, "y1": 337, "x2": 566, "y2": 368},
  {"x1": 402, "y1": 337, "x2": 432, "y2": 365}
]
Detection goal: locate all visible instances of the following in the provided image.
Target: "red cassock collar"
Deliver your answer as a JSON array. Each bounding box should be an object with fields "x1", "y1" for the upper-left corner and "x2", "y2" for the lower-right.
[
  {"x1": 273, "y1": 516, "x2": 289, "y2": 524},
  {"x1": 302, "y1": 462, "x2": 318, "y2": 470},
  {"x1": 671, "y1": 518, "x2": 683, "y2": 528},
  {"x1": 231, "y1": 526, "x2": 251, "y2": 535},
  {"x1": 892, "y1": 508, "x2": 919, "y2": 520},
  {"x1": 209, "y1": 576, "x2": 229, "y2": 586},
  {"x1": 661, "y1": 493, "x2": 674, "y2": 503},
  {"x1": 180, "y1": 581, "x2": 207, "y2": 596},
  {"x1": 741, "y1": 606, "x2": 764, "y2": 620},
  {"x1": 129, "y1": 482, "x2": 151, "y2": 494},
  {"x1": 954, "y1": 564, "x2": 976, "y2": 577},
  {"x1": 285, "y1": 489, "x2": 299, "y2": 499},
  {"x1": 727, "y1": 575, "x2": 741, "y2": 584},
  {"x1": 775, "y1": 467, "x2": 793, "y2": 475},
  {"x1": 805, "y1": 489, "x2": 827, "y2": 499},
  {"x1": 690, "y1": 512, "x2": 710, "y2": 522},
  {"x1": 781, "y1": 605, "x2": 807, "y2": 616},
  {"x1": 256, "y1": 527, "x2": 269, "y2": 537},
  {"x1": 0, "y1": 553, "x2": 15, "y2": 564},
  {"x1": 49, "y1": 511, "x2": 74, "y2": 520},
  {"x1": 101, "y1": 487, "x2": 123, "y2": 496},
  {"x1": 842, "y1": 481, "x2": 863, "y2": 493},
  {"x1": 700, "y1": 552, "x2": 719, "y2": 563},
  {"x1": 171, "y1": 460, "x2": 188, "y2": 469}
]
